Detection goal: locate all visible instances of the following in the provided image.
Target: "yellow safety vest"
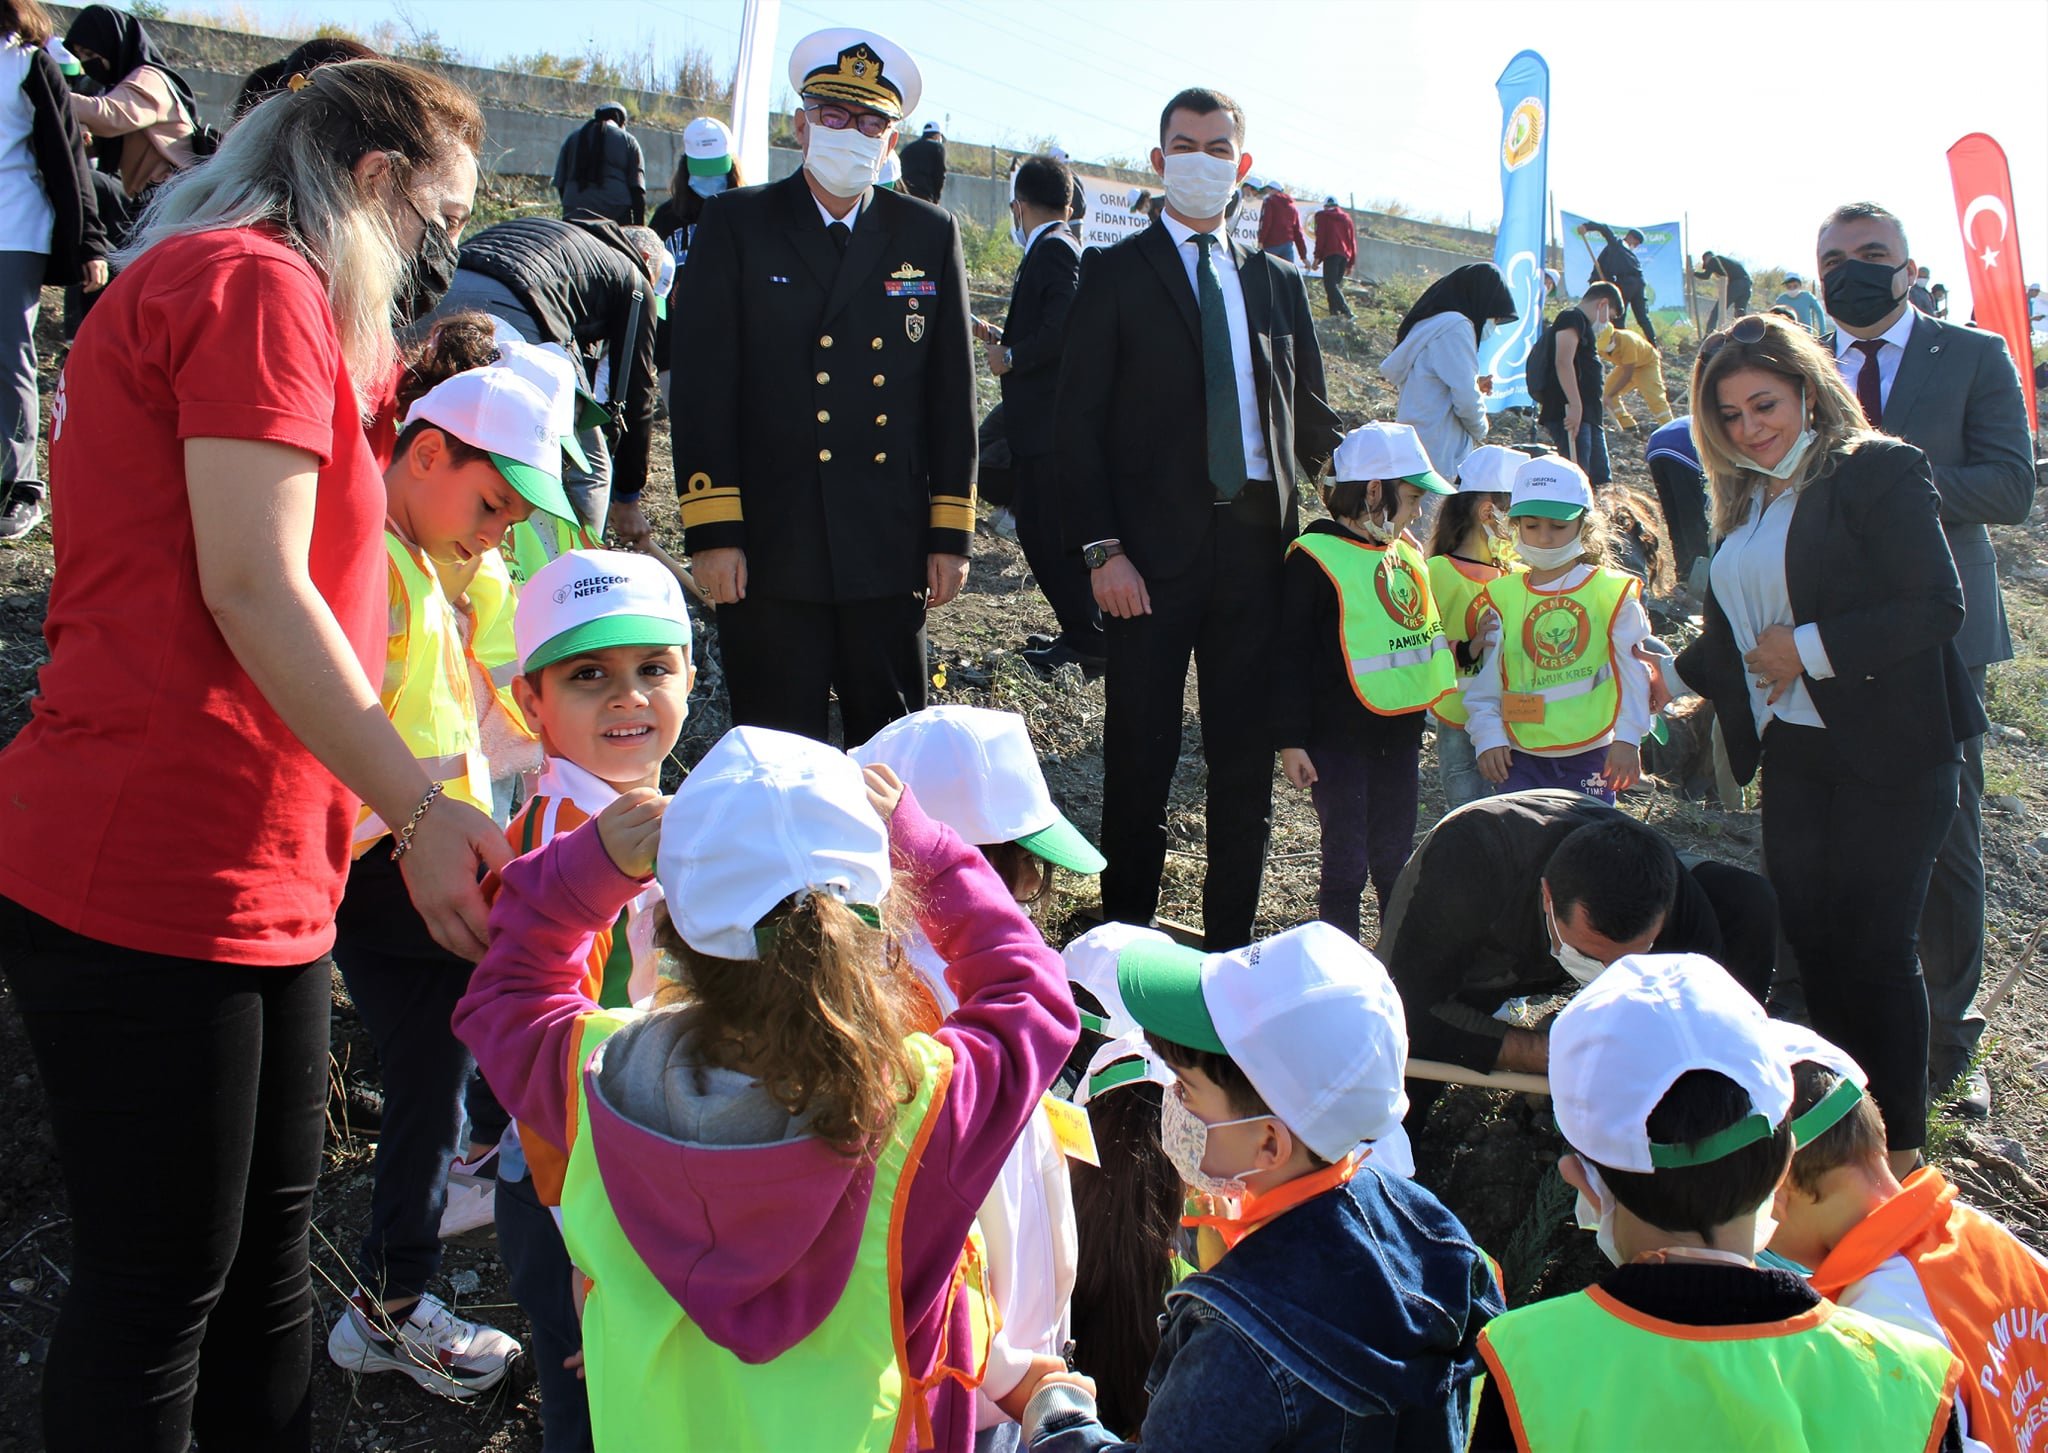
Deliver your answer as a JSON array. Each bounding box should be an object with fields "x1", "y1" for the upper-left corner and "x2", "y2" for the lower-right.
[
  {"x1": 1478, "y1": 1284, "x2": 1960, "y2": 1451},
  {"x1": 1425, "y1": 553, "x2": 1515, "y2": 727},
  {"x1": 354, "y1": 532, "x2": 491, "y2": 854},
  {"x1": 462, "y1": 549, "x2": 531, "y2": 731},
  {"x1": 1483, "y1": 568, "x2": 1636, "y2": 753},
  {"x1": 1288, "y1": 532, "x2": 1455, "y2": 716},
  {"x1": 504, "y1": 513, "x2": 597, "y2": 587}
]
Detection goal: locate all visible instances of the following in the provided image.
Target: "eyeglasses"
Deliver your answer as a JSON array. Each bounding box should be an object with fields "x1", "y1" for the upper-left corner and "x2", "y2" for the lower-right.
[
  {"x1": 1698, "y1": 314, "x2": 1770, "y2": 365},
  {"x1": 804, "y1": 102, "x2": 893, "y2": 139}
]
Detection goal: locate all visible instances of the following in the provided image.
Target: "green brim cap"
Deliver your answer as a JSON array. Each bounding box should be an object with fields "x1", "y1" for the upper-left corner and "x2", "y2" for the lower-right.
[
  {"x1": 523, "y1": 614, "x2": 694, "y2": 675},
  {"x1": 1016, "y1": 815, "x2": 1107, "y2": 875},
  {"x1": 686, "y1": 153, "x2": 734, "y2": 177},
  {"x1": 1116, "y1": 938, "x2": 1224, "y2": 1054},
  {"x1": 654, "y1": 294, "x2": 668, "y2": 321},
  {"x1": 560, "y1": 431, "x2": 592, "y2": 473},
  {"x1": 1403, "y1": 467, "x2": 1454, "y2": 496},
  {"x1": 573, "y1": 390, "x2": 609, "y2": 432},
  {"x1": 489, "y1": 452, "x2": 577, "y2": 526},
  {"x1": 1508, "y1": 499, "x2": 1587, "y2": 520}
]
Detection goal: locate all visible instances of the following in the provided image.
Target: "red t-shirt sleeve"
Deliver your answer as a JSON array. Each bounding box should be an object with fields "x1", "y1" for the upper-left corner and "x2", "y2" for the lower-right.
[{"x1": 163, "y1": 246, "x2": 343, "y2": 464}]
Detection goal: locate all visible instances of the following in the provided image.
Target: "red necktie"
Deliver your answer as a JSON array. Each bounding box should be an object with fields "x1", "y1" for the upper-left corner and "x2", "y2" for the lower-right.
[{"x1": 1853, "y1": 339, "x2": 1885, "y2": 427}]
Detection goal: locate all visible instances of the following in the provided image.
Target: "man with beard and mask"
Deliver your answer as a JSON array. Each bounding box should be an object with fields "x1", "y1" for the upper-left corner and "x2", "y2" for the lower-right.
[
  {"x1": 419, "y1": 214, "x2": 667, "y2": 551},
  {"x1": 671, "y1": 28, "x2": 975, "y2": 748},
  {"x1": 1056, "y1": 86, "x2": 1343, "y2": 950},
  {"x1": 1815, "y1": 200, "x2": 2034, "y2": 1121},
  {"x1": 1377, "y1": 792, "x2": 1778, "y2": 1103}
]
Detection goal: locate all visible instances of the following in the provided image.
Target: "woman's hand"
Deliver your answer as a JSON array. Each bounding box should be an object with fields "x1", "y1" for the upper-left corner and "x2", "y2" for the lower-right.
[
  {"x1": 863, "y1": 763, "x2": 904, "y2": 823},
  {"x1": 1743, "y1": 624, "x2": 1804, "y2": 704},
  {"x1": 596, "y1": 787, "x2": 666, "y2": 878},
  {"x1": 1603, "y1": 741, "x2": 1642, "y2": 793},
  {"x1": 1280, "y1": 747, "x2": 1317, "y2": 790},
  {"x1": 1478, "y1": 746, "x2": 1513, "y2": 784},
  {"x1": 396, "y1": 795, "x2": 514, "y2": 961}
]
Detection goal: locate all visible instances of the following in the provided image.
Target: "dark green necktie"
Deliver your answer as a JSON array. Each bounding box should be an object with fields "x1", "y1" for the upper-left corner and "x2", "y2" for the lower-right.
[{"x1": 1194, "y1": 232, "x2": 1247, "y2": 500}]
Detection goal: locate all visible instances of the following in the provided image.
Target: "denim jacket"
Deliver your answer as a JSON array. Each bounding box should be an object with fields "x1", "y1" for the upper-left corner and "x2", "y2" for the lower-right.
[{"x1": 1031, "y1": 1163, "x2": 1503, "y2": 1452}]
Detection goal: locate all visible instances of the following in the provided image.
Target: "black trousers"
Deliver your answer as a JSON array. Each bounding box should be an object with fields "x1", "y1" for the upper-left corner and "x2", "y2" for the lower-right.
[
  {"x1": 1, "y1": 897, "x2": 328, "y2": 1453},
  {"x1": 1013, "y1": 452, "x2": 1102, "y2": 654},
  {"x1": 1649, "y1": 452, "x2": 1712, "y2": 581},
  {"x1": 1100, "y1": 489, "x2": 1284, "y2": 949},
  {"x1": 1321, "y1": 255, "x2": 1353, "y2": 317},
  {"x1": 1921, "y1": 665, "x2": 1988, "y2": 1086},
  {"x1": 1760, "y1": 722, "x2": 1958, "y2": 1153},
  {"x1": 718, "y1": 590, "x2": 928, "y2": 747},
  {"x1": 1622, "y1": 282, "x2": 1656, "y2": 344}
]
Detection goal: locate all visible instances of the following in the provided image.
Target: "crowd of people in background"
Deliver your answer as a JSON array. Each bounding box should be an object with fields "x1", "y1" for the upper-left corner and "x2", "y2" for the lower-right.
[{"x1": 0, "y1": 8, "x2": 2042, "y2": 1452}]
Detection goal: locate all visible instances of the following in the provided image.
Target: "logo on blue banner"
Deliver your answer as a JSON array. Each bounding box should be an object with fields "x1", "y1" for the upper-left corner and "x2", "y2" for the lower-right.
[{"x1": 1480, "y1": 50, "x2": 1550, "y2": 414}]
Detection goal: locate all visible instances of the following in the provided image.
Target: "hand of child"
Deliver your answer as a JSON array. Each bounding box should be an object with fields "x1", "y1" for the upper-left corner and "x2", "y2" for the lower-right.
[
  {"x1": 1603, "y1": 741, "x2": 1642, "y2": 793},
  {"x1": 1473, "y1": 607, "x2": 1502, "y2": 656},
  {"x1": 597, "y1": 787, "x2": 666, "y2": 878},
  {"x1": 996, "y1": 1353, "x2": 1077, "y2": 1421},
  {"x1": 1280, "y1": 747, "x2": 1318, "y2": 791},
  {"x1": 1478, "y1": 746, "x2": 1512, "y2": 784},
  {"x1": 862, "y1": 763, "x2": 905, "y2": 823}
]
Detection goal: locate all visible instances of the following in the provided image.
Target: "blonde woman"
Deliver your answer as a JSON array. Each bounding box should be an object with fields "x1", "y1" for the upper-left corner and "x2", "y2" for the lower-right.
[
  {"x1": 0, "y1": 61, "x2": 494, "y2": 1452},
  {"x1": 1674, "y1": 313, "x2": 1985, "y2": 1177}
]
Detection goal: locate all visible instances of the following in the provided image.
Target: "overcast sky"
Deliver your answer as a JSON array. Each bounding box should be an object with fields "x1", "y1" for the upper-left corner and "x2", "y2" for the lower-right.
[{"x1": 216, "y1": 0, "x2": 2048, "y2": 316}]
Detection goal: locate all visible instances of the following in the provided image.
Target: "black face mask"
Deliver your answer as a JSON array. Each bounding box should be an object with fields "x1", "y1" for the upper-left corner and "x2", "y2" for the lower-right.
[
  {"x1": 1821, "y1": 258, "x2": 1905, "y2": 329},
  {"x1": 395, "y1": 206, "x2": 459, "y2": 327}
]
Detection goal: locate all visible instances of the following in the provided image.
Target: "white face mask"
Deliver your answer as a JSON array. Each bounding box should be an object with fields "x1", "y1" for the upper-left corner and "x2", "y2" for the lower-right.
[
  {"x1": 1514, "y1": 532, "x2": 1586, "y2": 571},
  {"x1": 804, "y1": 123, "x2": 889, "y2": 199},
  {"x1": 1010, "y1": 220, "x2": 1028, "y2": 248},
  {"x1": 1545, "y1": 897, "x2": 1608, "y2": 985},
  {"x1": 1732, "y1": 389, "x2": 1819, "y2": 482},
  {"x1": 1160, "y1": 151, "x2": 1241, "y2": 221},
  {"x1": 1159, "y1": 1088, "x2": 1269, "y2": 1200},
  {"x1": 1573, "y1": 1160, "x2": 1624, "y2": 1265},
  {"x1": 1346, "y1": 510, "x2": 1400, "y2": 544}
]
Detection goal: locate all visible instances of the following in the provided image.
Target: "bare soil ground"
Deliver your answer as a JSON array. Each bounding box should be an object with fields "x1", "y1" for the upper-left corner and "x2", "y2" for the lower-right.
[{"x1": 1, "y1": 270, "x2": 2044, "y2": 1451}]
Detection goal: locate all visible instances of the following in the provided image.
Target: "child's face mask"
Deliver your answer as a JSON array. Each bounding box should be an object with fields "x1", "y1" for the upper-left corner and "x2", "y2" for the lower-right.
[
  {"x1": 1160, "y1": 1088, "x2": 1270, "y2": 1200},
  {"x1": 1513, "y1": 517, "x2": 1586, "y2": 571}
]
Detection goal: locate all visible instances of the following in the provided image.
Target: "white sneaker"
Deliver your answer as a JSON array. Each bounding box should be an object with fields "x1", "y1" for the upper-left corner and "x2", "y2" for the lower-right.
[
  {"x1": 988, "y1": 507, "x2": 1019, "y2": 542},
  {"x1": 327, "y1": 1290, "x2": 522, "y2": 1400},
  {"x1": 438, "y1": 1172, "x2": 497, "y2": 1240}
]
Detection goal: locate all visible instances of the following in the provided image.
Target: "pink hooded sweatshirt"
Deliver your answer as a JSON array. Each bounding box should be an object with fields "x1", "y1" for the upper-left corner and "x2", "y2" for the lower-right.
[{"x1": 453, "y1": 788, "x2": 1079, "y2": 1451}]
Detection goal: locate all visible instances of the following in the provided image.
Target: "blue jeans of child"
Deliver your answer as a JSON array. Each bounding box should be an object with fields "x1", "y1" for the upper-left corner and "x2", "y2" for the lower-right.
[
  {"x1": 1309, "y1": 735, "x2": 1422, "y2": 940},
  {"x1": 1501, "y1": 745, "x2": 1615, "y2": 805},
  {"x1": 1435, "y1": 723, "x2": 1489, "y2": 812},
  {"x1": 1542, "y1": 416, "x2": 1611, "y2": 486},
  {"x1": 496, "y1": 1166, "x2": 592, "y2": 1451}
]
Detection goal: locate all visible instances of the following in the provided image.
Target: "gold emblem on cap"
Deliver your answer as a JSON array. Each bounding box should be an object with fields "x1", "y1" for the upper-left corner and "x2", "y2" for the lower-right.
[
  {"x1": 801, "y1": 42, "x2": 904, "y2": 119},
  {"x1": 890, "y1": 262, "x2": 925, "y2": 280}
]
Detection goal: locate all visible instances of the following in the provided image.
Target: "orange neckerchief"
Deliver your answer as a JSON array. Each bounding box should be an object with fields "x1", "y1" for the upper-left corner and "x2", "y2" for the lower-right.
[
  {"x1": 1182, "y1": 1148, "x2": 1368, "y2": 1255},
  {"x1": 1808, "y1": 1166, "x2": 1956, "y2": 1301}
]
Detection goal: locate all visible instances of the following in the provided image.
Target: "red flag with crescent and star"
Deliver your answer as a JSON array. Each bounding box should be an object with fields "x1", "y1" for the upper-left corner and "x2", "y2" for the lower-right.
[{"x1": 1947, "y1": 133, "x2": 2036, "y2": 432}]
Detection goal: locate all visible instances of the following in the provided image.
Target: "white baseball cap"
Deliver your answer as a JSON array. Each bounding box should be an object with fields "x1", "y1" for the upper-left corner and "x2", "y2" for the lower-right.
[
  {"x1": 1061, "y1": 922, "x2": 1174, "y2": 1105},
  {"x1": 788, "y1": 27, "x2": 921, "y2": 120},
  {"x1": 683, "y1": 116, "x2": 734, "y2": 175},
  {"x1": 877, "y1": 152, "x2": 902, "y2": 188},
  {"x1": 514, "y1": 548, "x2": 692, "y2": 675},
  {"x1": 1115, "y1": 922, "x2": 1411, "y2": 1166},
  {"x1": 1550, "y1": 953, "x2": 1793, "y2": 1174},
  {"x1": 1455, "y1": 443, "x2": 1524, "y2": 495},
  {"x1": 850, "y1": 705, "x2": 1105, "y2": 873},
  {"x1": 1331, "y1": 421, "x2": 1451, "y2": 494},
  {"x1": 401, "y1": 366, "x2": 576, "y2": 525},
  {"x1": 658, "y1": 726, "x2": 891, "y2": 961},
  {"x1": 1768, "y1": 1021, "x2": 1870, "y2": 1149},
  {"x1": 1508, "y1": 453, "x2": 1594, "y2": 521},
  {"x1": 491, "y1": 331, "x2": 595, "y2": 472}
]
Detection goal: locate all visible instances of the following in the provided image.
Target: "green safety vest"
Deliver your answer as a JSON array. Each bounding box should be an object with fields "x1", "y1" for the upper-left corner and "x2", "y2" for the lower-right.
[
  {"x1": 463, "y1": 549, "x2": 531, "y2": 731},
  {"x1": 1484, "y1": 568, "x2": 1636, "y2": 753},
  {"x1": 505, "y1": 513, "x2": 597, "y2": 587},
  {"x1": 1425, "y1": 553, "x2": 1517, "y2": 727},
  {"x1": 1478, "y1": 1284, "x2": 1959, "y2": 1451},
  {"x1": 1288, "y1": 532, "x2": 1455, "y2": 716},
  {"x1": 560, "y1": 1018, "x2": 961, "y2": 1452}
]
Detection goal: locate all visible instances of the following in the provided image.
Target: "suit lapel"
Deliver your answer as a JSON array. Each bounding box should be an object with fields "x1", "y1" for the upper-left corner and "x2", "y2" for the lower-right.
[
  {"x1": 777, "y1": 172, "x2": 840, "y2": 294},
  {"x1": 1884, "y1": 314, "x2": 1940, "y2": 429},
  {"x1": 1138, "y1": 222, "x2": 1199, "y2": 344},
  {"x1": 1232, "y1": 239, "x2": 1277, "y2": 441},
  {"x1": 821, "y1": 190, "x2": 896, "y2": 326},
  {"x1": 1786, "y1": 473, "x2": 1831, "y2": 624}
]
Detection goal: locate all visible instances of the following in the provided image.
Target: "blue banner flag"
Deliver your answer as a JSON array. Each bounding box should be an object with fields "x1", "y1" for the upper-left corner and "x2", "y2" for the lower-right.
[
  {"x1": 1479, "y1": 50, "x2": 1550, "y2": 413},
  {"x1": 1561, "y1": 211, "x2": 1687, "y2": 330}
]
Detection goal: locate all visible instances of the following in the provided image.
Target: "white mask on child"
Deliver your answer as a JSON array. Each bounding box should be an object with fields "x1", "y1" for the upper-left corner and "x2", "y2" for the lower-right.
[
  {"x1": 1160, "y1": 1090, "x2": 1269, "y2": 1200},
  {"x1": 1347, "y1": 512, "x2": 1401, "y2": 544},
  {"x1": 1572, "y1": 1160, "x2": 1624, "y2": 1266},
  {"x1": 1514, "y1": 534, "x2": 1586, "y2": 571}
]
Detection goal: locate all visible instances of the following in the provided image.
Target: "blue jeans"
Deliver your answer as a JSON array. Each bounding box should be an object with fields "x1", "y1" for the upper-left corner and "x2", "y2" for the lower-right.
[
  {"x1": 1435, "y1": 723, "x2": 1489, "y2": 812},
  {"x1": 1542, "y1": 416, "x2": 1611, "y2": 486},
  {"x1": 497, "y1": 1166, "x2": 592, "y2": 1450}
]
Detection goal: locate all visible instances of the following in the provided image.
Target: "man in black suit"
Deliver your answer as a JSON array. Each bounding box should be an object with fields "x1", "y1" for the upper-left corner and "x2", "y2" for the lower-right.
[
  {"x1": 1579, "y1": 219, "x2": 1655, "y2": 343},
  {"x1": 897, "y1": 122, "x2": 946, "y2": 203},
  {"x1": 1057, "y1": 87, "x2": 1343, "y2": 950},
  {"x1": 980, "y1": 153, "x2": 1098, "y2": 674},
  {"x1": 672, "y1": 27, "x2": 976, "y2": 747}
]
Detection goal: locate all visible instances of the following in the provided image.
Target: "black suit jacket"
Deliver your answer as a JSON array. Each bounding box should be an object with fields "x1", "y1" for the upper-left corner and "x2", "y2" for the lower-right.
[
  {"x1": 1055, "y1": 221, "x2": 1343, "y2": 576},
  {"x1": 670, "y1": 171, "x2": 977, "y2": 602},
  {"x1": 997, "y1": 226, "x2": 1082, "y2": 459},
  {"x1": 1676, "y1": 439, "x2": 1987, "y2": 786}
]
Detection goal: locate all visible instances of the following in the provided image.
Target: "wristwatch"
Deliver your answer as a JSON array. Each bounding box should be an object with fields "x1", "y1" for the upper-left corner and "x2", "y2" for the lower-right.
[{"x1": 1082, "y1": 540, "x2": 1125, "y2": 570}]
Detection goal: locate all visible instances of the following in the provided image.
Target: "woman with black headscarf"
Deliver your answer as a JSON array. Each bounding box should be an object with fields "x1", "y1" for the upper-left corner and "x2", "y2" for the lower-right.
[
  {"x1": 1378, "y1": 261, "x2": 1518, "y2": 479},
  {"x1": 63, "y1": 4, "x2": 196, "y2": 205},
  {"x1": 551, "y1": 101, "x2": 645, "y2": 224}
]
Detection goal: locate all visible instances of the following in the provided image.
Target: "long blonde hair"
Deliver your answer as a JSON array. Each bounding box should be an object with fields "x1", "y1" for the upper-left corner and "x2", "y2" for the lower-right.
[
  {"x1": 122, "y1": 59, "x2": 483, "y2": 413},
  {"x1": 1690, "y1": 313, "x2": 1877, "y2": 539}
]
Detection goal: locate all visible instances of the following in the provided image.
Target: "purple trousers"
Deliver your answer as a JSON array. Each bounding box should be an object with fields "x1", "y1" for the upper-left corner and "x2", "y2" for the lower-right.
[
  {"x1": 1499, "y1": 744, "x2": 1616, "y2": 805},
  {"x1": 1308, "y1": 736, "x2": 1422, "y2": 940}
]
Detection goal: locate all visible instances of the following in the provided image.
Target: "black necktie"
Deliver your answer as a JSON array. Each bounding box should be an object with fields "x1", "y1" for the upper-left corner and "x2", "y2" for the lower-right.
[
  {"x1": 827, "y1": 221, "x2": 850, "y2": 258},
  {"x1": 1852, "y1": 339, "x2": 1884, "y2": 427}
]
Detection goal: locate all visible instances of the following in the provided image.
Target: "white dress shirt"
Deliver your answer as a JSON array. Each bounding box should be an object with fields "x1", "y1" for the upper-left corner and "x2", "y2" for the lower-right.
[
  {"x1": 1160, "y1": 211, "x2": 1276, "y2": 500},
  {"x1": 1831, "y1": 305, "x2": 1917, "y2": 410},
  {"x1": 1023, "y1": 217, "x2": 1065, "y2": 253},
  {"x1": 814, "y1": 192, "x2": 864, "y2": 231},
  {"x1": 1707, "y1": 485, "x2": 1835, "y2": 732}
]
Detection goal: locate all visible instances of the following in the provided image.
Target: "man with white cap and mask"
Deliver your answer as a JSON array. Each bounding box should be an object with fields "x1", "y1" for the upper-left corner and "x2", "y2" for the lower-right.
[{"x1": 673, "y1": 26, "x2": 977, "y2": 748}]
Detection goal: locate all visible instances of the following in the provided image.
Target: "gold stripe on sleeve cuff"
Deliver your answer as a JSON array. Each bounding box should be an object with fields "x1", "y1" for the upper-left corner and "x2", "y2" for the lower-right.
[{"x1": 929, "y1": 497, "x2": 976, "y2": 533}]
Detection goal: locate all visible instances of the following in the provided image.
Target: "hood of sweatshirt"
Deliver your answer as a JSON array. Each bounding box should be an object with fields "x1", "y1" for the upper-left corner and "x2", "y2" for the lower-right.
[
  {"x1": 1377, "y1": 311, "x2": 1470, "y2": 388},
  {"x1": 579, "y1": 1002, "x2": 882, "y2": 1363}
]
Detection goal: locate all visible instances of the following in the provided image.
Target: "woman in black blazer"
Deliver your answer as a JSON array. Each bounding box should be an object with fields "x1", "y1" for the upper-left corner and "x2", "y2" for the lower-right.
[{"x1": 1677, "y1": 314, "x2": 1985, "y2": 1171}]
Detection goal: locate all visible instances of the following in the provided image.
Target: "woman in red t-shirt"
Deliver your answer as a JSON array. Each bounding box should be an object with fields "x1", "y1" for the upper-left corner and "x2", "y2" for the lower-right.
[{"x1": 0, "y1": 61, "x2": 499, "y2": 1453}]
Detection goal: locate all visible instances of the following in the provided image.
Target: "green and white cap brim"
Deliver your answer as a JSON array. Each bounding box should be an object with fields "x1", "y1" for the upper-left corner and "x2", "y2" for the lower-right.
[
  {"x1": 1508, "y1": 453, "x2": 1595, "y2": 521},
  {"x1": 687, "y1": 153, "x2": 733, "y2": 176},
  {"x1": 1115, "y1": 937, "x2": 1223, "y2": 1053},
  {"x1": 1331, "y1": 421, "x2": 1450, "y2": 494},
  {"x1": 1402, "y1": 467, "x2": 1454, "y2": 496},
  {"x1": 1509, "y1": 499, "x2": 1586, "y2": 520},
  {"x1": 1017, "y1": 815, "x2": 1108, "y2": 875},
  {"x1": 524, "y1": 614, "x2": 694, "y2": 675},
  {"x1": 401, "y1": 365, "x2": 576, "y2": 524},
  {"x1": 514, "y1": 548, "x2": 694, "y2": 676},
  {"x1": 486, "y1": 452, "x2": 577, "y2": 526}
]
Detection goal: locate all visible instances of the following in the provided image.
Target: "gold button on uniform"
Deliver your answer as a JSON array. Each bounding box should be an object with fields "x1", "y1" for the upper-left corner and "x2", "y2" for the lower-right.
[
  {"x1": 819, "y1": 449, "x2": 832, "y2": 462},
  {"x1": 871, "y1": 338, "x2": 883, "y2": 350},
  {"x1": 817, "y1": 410, "x2": 830, "y2": 423},
  {"x1": 874, "y1": 452, "x2": 887, "y2": 463},
  {"x1": 816, "y1": 371, "x2": 830, "y2": 385},
  {"x1": 875, "y1": 414, "x2": 888, "y2": 426},
  {"x1": 872, "y1": 374, "x2": 885, "y2": 386},
  {"x1": 819, "y1": 335, "x2": 833, "y2": 348}
]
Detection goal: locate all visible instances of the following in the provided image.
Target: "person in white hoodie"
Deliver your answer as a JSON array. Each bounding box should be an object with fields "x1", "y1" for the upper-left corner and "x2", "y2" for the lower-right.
[{"x1": 1378, "y1": 263, "x2": 1520, "y2": 481}]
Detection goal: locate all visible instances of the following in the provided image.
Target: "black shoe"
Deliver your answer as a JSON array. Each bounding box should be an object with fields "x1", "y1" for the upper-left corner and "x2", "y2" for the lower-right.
[
  {"x1": 1023, "y1": 641, "x2": 1107, "y2": 682},
  {"x1": 0, "y1": 483, "x2": 45, "y2": 542},
  {"x1": 1954, "y1": 1068, "x2": 1992, "y2": 1121},
  {"x1": 1024, "y1": 632, "x2": 1058, "y2": 652}
]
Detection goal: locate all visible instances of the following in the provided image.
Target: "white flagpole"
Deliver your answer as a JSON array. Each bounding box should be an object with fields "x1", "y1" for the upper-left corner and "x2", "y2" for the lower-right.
[{"x1": 729, "y1": 0, "x2": 781, "y2": 184}]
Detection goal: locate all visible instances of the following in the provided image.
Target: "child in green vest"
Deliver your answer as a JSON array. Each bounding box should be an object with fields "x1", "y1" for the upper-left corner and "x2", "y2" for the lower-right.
[
  {"x1": 1425, "y1": 442, "x2": 1523, "y2": 811},
  {"x1": 453, "y1": 724, "x2": 1081, "y2": 1453},
  {"x1": 1471, "y1": 953, "x2": 1968, "y2": 1452},
  {"x1": 328, "y1": 362, "x2": 579, "y2": 1400},
  {"x1": 1464, "y1": 453, "x2": 1654, "y2": 805},
  {"x1": 1276, "y1": 421, "x2": 1456, "y2": 940}
]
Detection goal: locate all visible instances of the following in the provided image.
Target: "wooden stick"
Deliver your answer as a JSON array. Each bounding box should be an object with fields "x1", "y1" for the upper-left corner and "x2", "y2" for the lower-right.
[
  {"x1": 1979, "y1": 919, "x2": 2048, "y2": 1019},
  {"x1": 1407, "y1": 1059, "x2": 1552, "y2": 1096},
  {"x1": 637, "y1": 537, "x2": 715, "y2": 609}
]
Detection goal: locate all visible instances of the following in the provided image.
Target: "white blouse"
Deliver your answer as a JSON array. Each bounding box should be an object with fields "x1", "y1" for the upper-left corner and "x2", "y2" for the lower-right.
[{"x1": 1708, "y1": 486, "x2": 1836, "y2": 733}]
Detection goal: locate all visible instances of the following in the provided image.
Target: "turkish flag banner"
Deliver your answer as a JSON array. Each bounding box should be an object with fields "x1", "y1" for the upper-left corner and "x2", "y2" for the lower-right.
[{"x1": 1947, "y1": 133, "x2": 2037, "y2": 433}]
